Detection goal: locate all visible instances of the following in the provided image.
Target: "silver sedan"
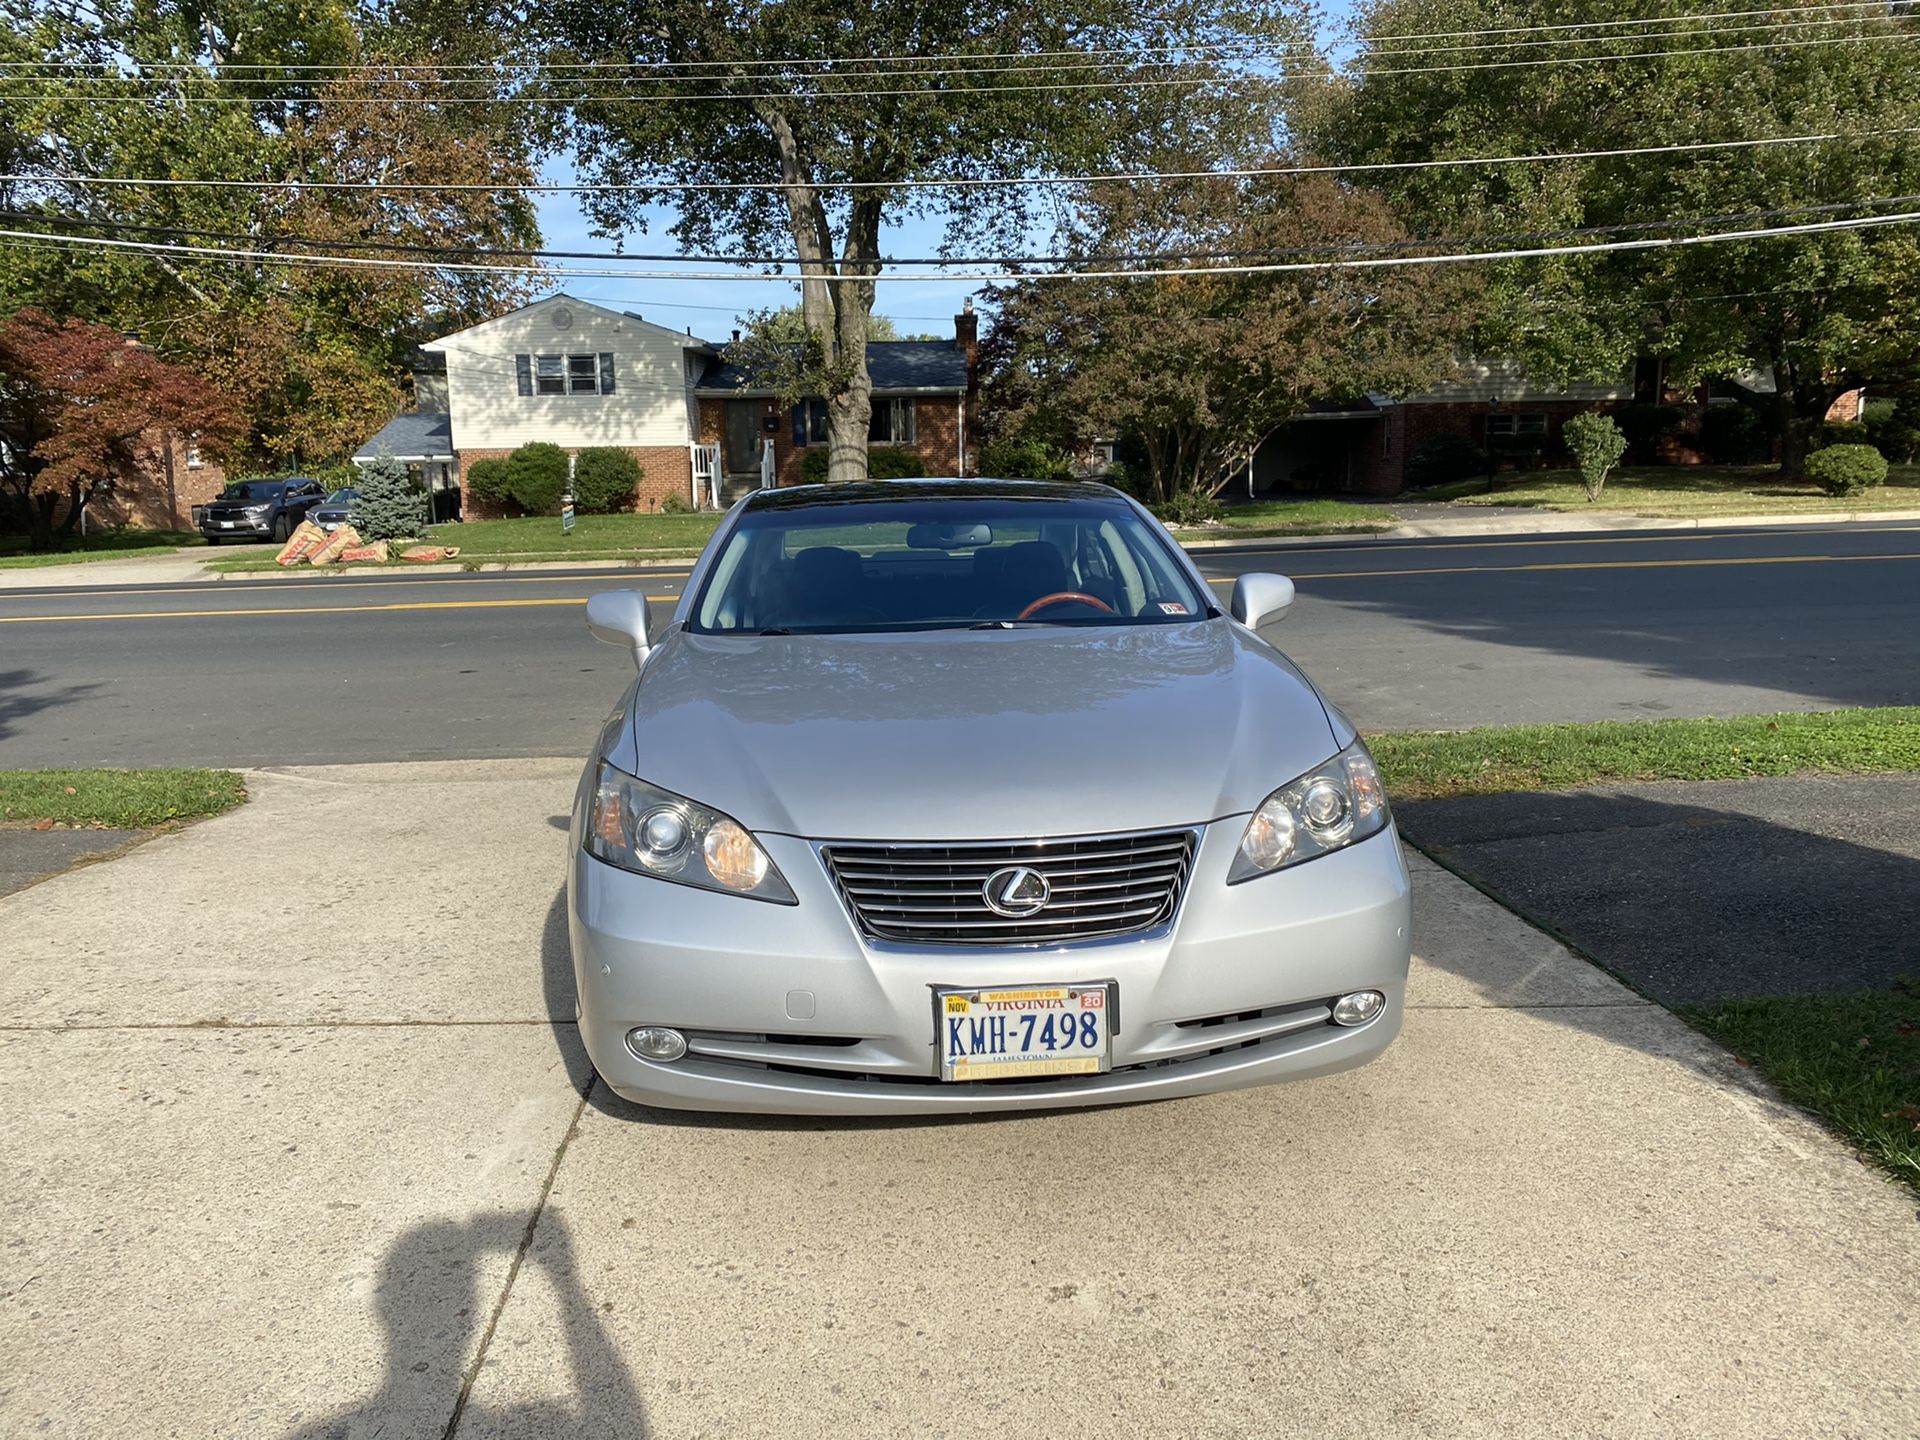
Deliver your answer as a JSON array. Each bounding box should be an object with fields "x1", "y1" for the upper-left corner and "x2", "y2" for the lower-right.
[{"x1": 569, "y1": 478, "x2": 1410, "y2": 1115}]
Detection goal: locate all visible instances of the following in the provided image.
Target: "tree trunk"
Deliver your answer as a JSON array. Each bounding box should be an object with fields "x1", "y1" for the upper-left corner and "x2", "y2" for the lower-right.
[
  {"x1": 757, "y1": 104, "x2": 879, "y2": 486},
  {"x1": 1774, "y1": 384, "x2": 1814, "y2": 477}
]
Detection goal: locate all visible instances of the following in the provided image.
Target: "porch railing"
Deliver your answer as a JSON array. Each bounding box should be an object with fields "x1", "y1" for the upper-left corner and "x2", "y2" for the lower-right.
[
  {"x1": 689, "y1": 442, "x2": 722, "y2": 509},
  {"x1": 759, "y1": 439, "x2": 776, "y2": 490}
]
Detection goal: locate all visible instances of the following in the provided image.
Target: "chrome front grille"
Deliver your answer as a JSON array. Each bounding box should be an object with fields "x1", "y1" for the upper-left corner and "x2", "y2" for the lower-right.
[{"x1": 821, "y1": 828, "x2": 1199, "y2": 947}]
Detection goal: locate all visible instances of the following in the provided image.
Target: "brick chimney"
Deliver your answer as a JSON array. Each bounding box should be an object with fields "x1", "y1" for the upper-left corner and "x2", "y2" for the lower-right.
[{"x1": 953, "y1": 298, "x2": 978, "y2": 367}]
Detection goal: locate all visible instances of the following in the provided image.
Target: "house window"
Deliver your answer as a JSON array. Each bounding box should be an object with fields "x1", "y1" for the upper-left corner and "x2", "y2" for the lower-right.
[
  {"x1": 1486, "y1": 413, "x2": 1547, "y2": 439},
  {"x1": 793, "y1": 399, "x2": 828, "y2": 445},
  {"x1": 520, "y1": 352, "x2": 614, "y2": 396},
  {"x1": 869, "y1": 397, "x2": 917, "y2": 445},
  {"x1": 184, "y1": 435, "x2": 203, "y2": 470}
]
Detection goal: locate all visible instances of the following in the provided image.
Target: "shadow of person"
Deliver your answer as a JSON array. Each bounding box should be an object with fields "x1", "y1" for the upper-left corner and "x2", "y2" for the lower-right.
[{"x1": 282, "y1": 1211, "x2": 647, "y2": 1439}]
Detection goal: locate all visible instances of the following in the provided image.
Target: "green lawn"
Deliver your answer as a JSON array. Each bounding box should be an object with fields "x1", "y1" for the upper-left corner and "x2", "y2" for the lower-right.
[
  {"x1": 0, "y1": 768, "x2": 248, "y2": 828},
  {"x1": 0, "y1": 530, "x2": 200, "y2": 569},
  {"x1": 1371, "y1": 707, "x2": 1920, "y2": 800},
  {"x1": 1684, "y1": 984, "x2": 1920, "y2": 1188},
  {"x1": 1418, "y1": 464, "x2": 1920, "y2": 516},
  {"x1": 207, "y1": 511, "x2": 726, "y2": 571},
  {"x1": 1174, "y1": 498, "x2": 1394, "y2": 540}
]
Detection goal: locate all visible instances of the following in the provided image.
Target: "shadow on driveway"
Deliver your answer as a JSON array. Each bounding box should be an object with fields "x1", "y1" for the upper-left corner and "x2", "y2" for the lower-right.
[
  {"x1": 279, "y1": 1212, "x2": 648, "y2": 1440},
  {"x1": 1398, "y1": 773, "x2": 1920, "y2": 1005}
]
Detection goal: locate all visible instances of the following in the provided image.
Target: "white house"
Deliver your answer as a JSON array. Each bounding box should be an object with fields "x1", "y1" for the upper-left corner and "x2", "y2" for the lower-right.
[{"x1": 355, "y1": 293, "x2": 978, "y2": 514}]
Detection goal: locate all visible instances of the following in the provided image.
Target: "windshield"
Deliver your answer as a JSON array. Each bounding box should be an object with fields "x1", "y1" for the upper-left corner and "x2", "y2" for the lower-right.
[
  {"x1": 324, "y1": 488, "x2": 357, "y2": 505},
  {"x1": 218, "y1": 481, "x2": 284, "y2": 501},
  {"x1": 691, "y1": 494, "x2": 1212, "y2": 634}
]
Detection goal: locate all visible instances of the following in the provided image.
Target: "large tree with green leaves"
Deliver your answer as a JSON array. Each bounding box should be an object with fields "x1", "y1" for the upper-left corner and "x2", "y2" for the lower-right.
[
  {"x1": 541, "y1": 1, "x2": 1309, "y2": 481},
  {"x1": 1301, "y1": 0, "x2": 1920, "y2": 472},
  {"x1": 984, "y1": 173, "x2": 1478, "y2": 499},
  {"x1": 0, "y1": 0, "x2": 543, "y2": 467}
]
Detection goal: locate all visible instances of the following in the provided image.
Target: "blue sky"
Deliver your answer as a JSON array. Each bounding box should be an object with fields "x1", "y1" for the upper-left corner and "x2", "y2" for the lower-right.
[{"x1": 532, "y1": 180, "x2": 975, "y2": 344}]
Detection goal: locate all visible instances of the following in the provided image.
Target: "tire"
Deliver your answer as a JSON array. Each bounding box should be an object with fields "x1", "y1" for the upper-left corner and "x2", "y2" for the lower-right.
[{"x1": 271, "y1": 514, "x2": 291, "y2": 544}]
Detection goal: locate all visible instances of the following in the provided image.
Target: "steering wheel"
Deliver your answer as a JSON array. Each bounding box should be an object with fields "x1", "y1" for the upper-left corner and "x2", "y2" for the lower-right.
[{"x1": 1017, "y1": 591, "x2": 1116, "y2": 620}]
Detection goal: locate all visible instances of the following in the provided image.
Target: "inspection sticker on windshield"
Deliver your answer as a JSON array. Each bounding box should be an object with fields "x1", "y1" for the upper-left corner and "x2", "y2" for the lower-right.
[
  {"x1": 935, "y1": 983, "x2": 1114, "y2": 1081},
  {"x1": 1156, "y1": 601, "x2": 1189, "y2": 614}
]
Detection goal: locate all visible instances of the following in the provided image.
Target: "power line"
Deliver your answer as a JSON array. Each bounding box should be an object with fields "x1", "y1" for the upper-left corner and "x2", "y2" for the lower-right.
[
  {"x1": 1, "y1": 10, "x2": 1885, "y2": 89},
  {"x1": 15, "y1": 191, "x2": 1919, "y2": 264},
  {"x1": 2, "y1": 29, "x2": 1910, "y2": 103},
  {"x1": 4, "y1": 206, "x2": 1915, "y2": 283},
  {"x1": 9, "y1": 124, "x2": 1914, "y2": 195},
  {"x1": 5, "y1": 1, "x2": 1891, "y2": 75}
]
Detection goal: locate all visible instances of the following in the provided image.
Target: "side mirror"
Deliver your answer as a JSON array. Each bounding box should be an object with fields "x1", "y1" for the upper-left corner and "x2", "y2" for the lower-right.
[
  {"x1": 1230, "y1": 572, "x2": 1295, "y2": 633},
  {"x1": 585, "y1": 590, "x2": 655, "y2": 668}
]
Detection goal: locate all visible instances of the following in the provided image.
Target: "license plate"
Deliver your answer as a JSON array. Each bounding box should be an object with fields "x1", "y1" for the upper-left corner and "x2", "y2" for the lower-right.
[
  {"x1": 219, "y1": 521, "x2": 235, "y2": 529},
  {"x1": 935, "y1": 983, "x2": 1114, "y2": 1081}
]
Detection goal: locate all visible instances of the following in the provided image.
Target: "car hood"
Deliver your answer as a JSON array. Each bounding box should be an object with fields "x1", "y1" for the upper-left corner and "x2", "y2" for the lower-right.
[{"x1": 618, "y1": 622, "x2": 1339, "y2": 840}]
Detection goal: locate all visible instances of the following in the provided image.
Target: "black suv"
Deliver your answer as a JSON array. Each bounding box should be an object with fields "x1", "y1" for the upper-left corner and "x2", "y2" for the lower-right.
[{"x1": 197, "y1": 477, "x2": 327, "y2": 544}]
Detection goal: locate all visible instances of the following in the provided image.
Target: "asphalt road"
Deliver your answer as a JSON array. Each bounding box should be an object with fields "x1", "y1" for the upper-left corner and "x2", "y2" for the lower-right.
[{"x1": 3, "y1": 521, "x2": 1918, "y2": 768}]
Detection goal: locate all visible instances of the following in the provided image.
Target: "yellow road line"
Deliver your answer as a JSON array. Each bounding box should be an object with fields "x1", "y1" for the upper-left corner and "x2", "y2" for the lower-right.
[
  {"x1": 31, "y1": 570, "x2": 692, "y2": 602},
  {"x1": 1198, "y1": 550, "x2": 1920, "y2": 583},
  {"x1": 1193, "y1": 521, "x2": 1920, "y2": 563},
  {"x1": 0, "y1": 595, "x2": 678, "y2": 624}
]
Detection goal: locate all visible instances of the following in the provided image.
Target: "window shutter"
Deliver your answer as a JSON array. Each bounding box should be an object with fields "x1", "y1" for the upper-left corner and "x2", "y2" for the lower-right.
[
  {"x1": 599, "y1": 352, "x2": 616, "y2": 395},
  {"x1": 791, "y1": 403, "x2": 806, "y2": 448},
  {"x1": 515, "y1": 354, "x2": 532, "y2": 396}
]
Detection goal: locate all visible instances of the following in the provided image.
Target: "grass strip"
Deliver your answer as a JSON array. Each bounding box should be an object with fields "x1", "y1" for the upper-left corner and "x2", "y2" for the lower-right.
[
  {"x1": 1683, "y1": 984, "x2": 1920, "y2": 1189},
  {"x1": 0, "y1": 531, "x2": 200, "y2": 569},
  {"x1": 1371, "y1": 707, "x2": 1920, "y2": 800},
  {"x1": 0, "y1": 768, "x2": 248, "y2": 828},
  {"x1": 1417, "y1": 464, "x2": 1920, "y2": 516}
]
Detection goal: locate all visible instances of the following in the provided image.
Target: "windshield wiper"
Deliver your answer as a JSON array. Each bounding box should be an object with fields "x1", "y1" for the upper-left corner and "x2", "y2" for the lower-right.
[
  {"x1": 756, "y1": 627, "x2": 793, "y2": 636},
  {"x1": 969, "y1": 619, "x2": 1013, "y2": 630}
]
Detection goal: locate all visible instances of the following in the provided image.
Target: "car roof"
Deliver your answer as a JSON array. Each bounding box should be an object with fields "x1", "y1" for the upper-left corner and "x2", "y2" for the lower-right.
[{"x1": 742, "y1": 478, "x2": 1124, "y2": 512}]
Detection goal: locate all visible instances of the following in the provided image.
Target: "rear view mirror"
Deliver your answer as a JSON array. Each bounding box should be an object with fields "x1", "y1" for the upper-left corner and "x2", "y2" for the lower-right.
[
  {"x1": 907, "y1": 521, "x2": 992, "y2": 550},
  {"x1": 585, "y1": 590, "x2": 655, "y2": 668},
  {"x1": 1230, "y1": 573, "x2": 1295, "y2": 634}
]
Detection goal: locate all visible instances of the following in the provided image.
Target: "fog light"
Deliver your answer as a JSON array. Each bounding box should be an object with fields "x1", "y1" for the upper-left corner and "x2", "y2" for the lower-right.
[
  {"x1": 1332, "y1": 990, "x2": 1385, "y2": 1028},
  {"x1": 626, "y1": 1026, "x2": 687, "y2": 1063}
]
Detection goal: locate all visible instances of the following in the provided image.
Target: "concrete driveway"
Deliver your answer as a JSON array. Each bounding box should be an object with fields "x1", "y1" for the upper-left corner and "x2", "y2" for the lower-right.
[{"x1": 2, "y1": 762, "x2": 1914, "y2": 1438}]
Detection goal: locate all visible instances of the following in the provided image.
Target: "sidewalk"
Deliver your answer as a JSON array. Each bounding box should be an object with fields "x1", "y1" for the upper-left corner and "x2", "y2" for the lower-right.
[
  {"x1": 2, "y1": 761, "x2": 1914, "y2": 1437},
  {"x1": 5, "y1": 501, "x2": 1917, "y2": 590}
]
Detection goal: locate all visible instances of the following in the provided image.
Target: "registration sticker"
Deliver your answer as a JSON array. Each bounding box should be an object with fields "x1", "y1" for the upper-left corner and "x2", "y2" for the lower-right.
[
  {"x1": 1156, "y1": 601, "x2": 1189, "y2": 615},
  {"x1": 934, "y1": 983, "x2": 1115, "y2": 1081}
]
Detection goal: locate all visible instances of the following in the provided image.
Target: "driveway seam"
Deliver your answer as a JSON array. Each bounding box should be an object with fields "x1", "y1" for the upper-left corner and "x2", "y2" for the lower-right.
[{"x1": 443, "y1": 1076, "x2": 595, "y2": 1440}]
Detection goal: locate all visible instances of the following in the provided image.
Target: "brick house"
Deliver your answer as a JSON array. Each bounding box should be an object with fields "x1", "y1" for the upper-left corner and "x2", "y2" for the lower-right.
[
  {"x1": 1245, "y1": 356, "x2": 1867, "y2": 498},
  {"x1": 359, "y1": 294, "x2": 980, "y2": 515}
]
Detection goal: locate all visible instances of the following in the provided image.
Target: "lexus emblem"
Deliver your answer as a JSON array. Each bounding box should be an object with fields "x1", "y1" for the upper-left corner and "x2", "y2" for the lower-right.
[{"x1": 983, "y1": 866, "x2": 1051, "y2": 918}]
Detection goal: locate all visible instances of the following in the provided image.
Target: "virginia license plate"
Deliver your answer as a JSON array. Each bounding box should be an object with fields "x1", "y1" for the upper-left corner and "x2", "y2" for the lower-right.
[{"x1": 935, "y1": 983, "x2": 1114, "y2": 1081}]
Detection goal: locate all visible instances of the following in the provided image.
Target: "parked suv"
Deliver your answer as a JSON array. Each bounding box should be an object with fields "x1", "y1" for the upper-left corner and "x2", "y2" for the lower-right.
[
  {"x1": 310, "y1": 487, "x2": 358, "y2": 532},
  {"x1": 197, "y1": 478, "x2": 327, "y2": 544}
]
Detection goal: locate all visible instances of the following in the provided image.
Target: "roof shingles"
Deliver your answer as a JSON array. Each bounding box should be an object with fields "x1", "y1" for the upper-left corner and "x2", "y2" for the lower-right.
[{"x1": 696, "y1": 340, "x2": 968, "y2": 395}]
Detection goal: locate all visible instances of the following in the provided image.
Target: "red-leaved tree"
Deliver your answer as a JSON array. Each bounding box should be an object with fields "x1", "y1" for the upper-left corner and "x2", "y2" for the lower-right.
[{"x1": 0, "y1": 310, "x2": 241, "y2": 548}]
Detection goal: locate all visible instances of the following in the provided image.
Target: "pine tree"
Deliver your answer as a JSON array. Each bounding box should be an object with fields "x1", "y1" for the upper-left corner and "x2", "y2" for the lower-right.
[{"x1": 353, "y1": 451, "x2": 425, "y2": 542}]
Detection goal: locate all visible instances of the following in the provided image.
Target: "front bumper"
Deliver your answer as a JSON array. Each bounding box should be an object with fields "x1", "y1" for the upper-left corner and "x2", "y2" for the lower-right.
[
  {"x1": 200, "y1": 515, "x2": 272, "y2": 537},
  {"x1": 568, "y1": 814, "x2": 1411, "y2": 1117}
]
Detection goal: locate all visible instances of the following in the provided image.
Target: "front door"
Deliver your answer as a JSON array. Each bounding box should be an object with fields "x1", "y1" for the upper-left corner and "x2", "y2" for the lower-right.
[{"x1": 724, "y1": 400, "x2": 760, "y2": 475}]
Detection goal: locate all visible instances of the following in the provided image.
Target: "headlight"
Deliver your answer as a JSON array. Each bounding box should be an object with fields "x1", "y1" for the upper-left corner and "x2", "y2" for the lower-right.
[
  {"x1": 244, "y1": 503, "x2": 272, "y2": 515},
  {"x1": 585, "y1": 761, "x2": 795, "y2": 904},
  {"x1": 1228, "y1": 740, "x2": 1389, "y2": 883}
]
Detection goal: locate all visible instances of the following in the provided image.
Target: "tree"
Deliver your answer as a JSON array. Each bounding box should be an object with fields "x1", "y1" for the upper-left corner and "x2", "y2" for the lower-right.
[
  {"x1": 0, "y1": 0, "x2": 544, "y2": 468},
  {"x1": 748, "y1": 305, "x2": 904, "y2": 343},
  {"x1": 1304, "y1": 0, "x2": 1920, "y2": 474},
  {"x1": 351, "y1": 451, "x2": 426, "y2": 541},
  {"x1": 541, "y1": 0, "x2": 1306, "y2": 482},
  {"x1": 0, "y1": 309, "x2": 242, "y2": 547},
  {"x1": 1562, "y1": 412, "x2": 1628, "y2": 502},
  {"x1": 984, "y1": 174, "x2": 1477, "y2": 500}
]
